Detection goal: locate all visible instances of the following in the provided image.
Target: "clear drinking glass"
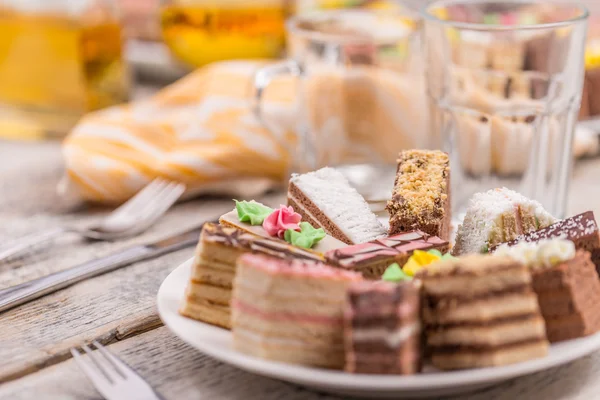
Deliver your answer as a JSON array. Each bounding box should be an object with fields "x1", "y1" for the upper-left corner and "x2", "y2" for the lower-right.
[
  {"x1": 253, "y1": 9, "x2": 426, "y2": 203},
  {"x1": 424, "y1": 1, "x2": 589, "y2": 219}
]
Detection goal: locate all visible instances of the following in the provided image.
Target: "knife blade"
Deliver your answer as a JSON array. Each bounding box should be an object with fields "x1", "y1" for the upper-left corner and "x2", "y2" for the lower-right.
[{"x1": 0, "y1": 222, "x2": 211, "y2": 314}]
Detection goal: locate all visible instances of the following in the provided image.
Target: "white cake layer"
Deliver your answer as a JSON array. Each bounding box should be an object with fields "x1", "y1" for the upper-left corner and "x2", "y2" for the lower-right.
[{"x1": 290, "y1": 167, "x2": 386, "y2": 244}]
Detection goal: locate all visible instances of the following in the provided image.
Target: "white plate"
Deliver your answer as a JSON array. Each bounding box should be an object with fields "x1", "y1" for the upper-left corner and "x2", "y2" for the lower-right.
[{"x1": 157, "y1": 258, "x2": 600, "y2": 398}]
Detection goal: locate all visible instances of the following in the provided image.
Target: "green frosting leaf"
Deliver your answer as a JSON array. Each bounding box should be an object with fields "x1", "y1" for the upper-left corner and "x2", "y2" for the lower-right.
[
  {"x1": 481, "y1": 244, "x2": 489, "y2": 254},
  {"x1": 284, "y1": 222, "x2": 326, "y2": 249},
  {"x1": 234, "y1": 200, "x2": 273, "y2": 225},
  {"x1": 382, "y1": 263, "x2": 412, "y2": 282},
  {"x1": 427, "y1": 249, "x2": 442, "y2": 258},
  {"x1": 441, "y1": 253, "x2": 456, "y2": 260}
]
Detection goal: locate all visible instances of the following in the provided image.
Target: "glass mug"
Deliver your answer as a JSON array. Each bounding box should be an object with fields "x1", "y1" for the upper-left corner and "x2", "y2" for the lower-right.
[
  {"x1": 424, "y1": 0, "x2": 589, "y2": 219},
  {"x1": 253, "y1": 9, "x2": 426, "y2": 203},
  {"x1": 0, "y1": 0, "x2": 129, "y2": 140}
]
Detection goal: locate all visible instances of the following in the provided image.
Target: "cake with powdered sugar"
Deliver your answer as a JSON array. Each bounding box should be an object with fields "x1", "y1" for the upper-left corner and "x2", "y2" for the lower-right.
[
  {"x1": 453, "y1": 187, "x2": 557, "y2": 256},
  {"x1": 288, "y1": 167, "x2": 386, "y2": 245}
]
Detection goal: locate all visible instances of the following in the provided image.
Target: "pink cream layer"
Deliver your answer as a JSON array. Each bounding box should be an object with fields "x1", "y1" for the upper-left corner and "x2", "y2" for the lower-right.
[
  {"x1": 232, "y1": 299, "x2": 343, "y2": 326},
  {"x1": 239, "y1": 253, "x2": 362, "y2": 281}
]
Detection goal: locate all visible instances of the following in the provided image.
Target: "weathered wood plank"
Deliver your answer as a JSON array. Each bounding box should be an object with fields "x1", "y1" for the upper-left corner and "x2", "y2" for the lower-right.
[
  {"x1": 1, "y1": 326, "x2": 599, "y2": 400},
  {"x1": 0, "y1": 327, "x2": 341, "y2": 400},
  {"x1": 0, "y1": 141, "x2": 281, "y2": 383}
]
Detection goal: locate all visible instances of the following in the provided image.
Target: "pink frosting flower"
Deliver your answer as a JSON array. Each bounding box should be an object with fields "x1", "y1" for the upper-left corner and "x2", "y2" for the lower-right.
[{"x1": 263, "y1": 205, "x2": 302, "y2": 238}]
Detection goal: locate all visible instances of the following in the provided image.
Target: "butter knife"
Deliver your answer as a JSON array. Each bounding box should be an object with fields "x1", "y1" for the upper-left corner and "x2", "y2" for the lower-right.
[{"x1": 0, "y1": 223, "x2": 208, "y2": 313}]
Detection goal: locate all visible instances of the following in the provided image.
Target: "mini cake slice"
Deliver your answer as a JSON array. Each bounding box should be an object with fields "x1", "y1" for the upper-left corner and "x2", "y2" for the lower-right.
[
  {"x1": 231, "y1": 254, "x2": 362, "y2": 369},
  {"x1": 325, "y1": 230, "x2": 449, "y2": 279},
  {"x1": 344, "y1": 280, "x2": 421, "y2": 374},
  {"x1": 287, "y1": 167, "x2": 386, "y2": 245},
  {"x1": 179, "y1": 223, "x2": 323, "y2": 329},
  {"x1": 416, "y1": 254, "x2": 549, "y2": 370},
  {"x1": 386, "y1": 150, "x2": 451, "y2": 241},
  {"x1": 495, "y1": 239, "x2": 600, "y2": 342},
  {"x1": 453, "y1": 187, "x2": 557, "y2": 256},
  {"x1": 491, "y1": 211, "x2": 600, "y2": 274}
]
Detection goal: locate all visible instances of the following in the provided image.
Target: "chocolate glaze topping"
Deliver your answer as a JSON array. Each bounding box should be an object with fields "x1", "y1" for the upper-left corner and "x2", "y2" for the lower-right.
[
  {"x1": 490, "y1": 211, "x2": 599, "y2": 252},
  {"x1": 326, "y1": 230, "x2": 448, "y2": 267}
]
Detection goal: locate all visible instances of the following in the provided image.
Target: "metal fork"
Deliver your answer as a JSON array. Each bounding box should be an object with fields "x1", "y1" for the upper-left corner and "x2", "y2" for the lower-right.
[
  {"x1": 71, "y1": 341, "x2": 164, "y2": 400},
  {"x1": 0, "y1": 178, "x2": 186, "y2": 263}
]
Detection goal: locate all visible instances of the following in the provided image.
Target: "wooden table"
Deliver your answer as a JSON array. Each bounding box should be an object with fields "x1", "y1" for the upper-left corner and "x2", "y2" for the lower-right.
[{"x1": 1, "y1": 140, "x2": 600, "y2": 400}]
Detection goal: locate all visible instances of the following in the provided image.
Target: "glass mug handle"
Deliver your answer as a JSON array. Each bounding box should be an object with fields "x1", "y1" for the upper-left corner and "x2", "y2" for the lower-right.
[{"x1": 251, "y1": 60, "x2": 315, "y2": 175}]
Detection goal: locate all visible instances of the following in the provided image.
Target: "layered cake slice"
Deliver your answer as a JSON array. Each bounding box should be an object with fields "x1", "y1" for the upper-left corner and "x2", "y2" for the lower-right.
[
  {"x1": 453, "y1": 187, "x2": 556, "y2": 256},
  {"x1": 386, "y1": 150, "x2": 451, "y2": 241},
  {"x1": 491, "y1": 211, "x2": 600, "y2": 274},
  {"x1": 287, "y1": 167, "x2": 386, "y2": 245},
  {"x1": 416, "y1": 254, "x2": 549, "y2": 370},
  {"x1": 231, "y1": 254, "x2": 362, "y2": 369},
  {"x1": 344, "y1": 280, "x2": 421, "y2": 374},
  {"x1": 179, "y1": 223, "x2": 323, "y2": 329},
  {"x1": 495, "y1": 239, "x2": 600, "y2": 342},
  {"x1": 325, "y1": 230, "x2": 449, "y2": 279}
]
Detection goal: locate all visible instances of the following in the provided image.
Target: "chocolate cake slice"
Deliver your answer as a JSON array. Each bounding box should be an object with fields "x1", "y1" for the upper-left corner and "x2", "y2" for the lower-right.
[
  {"x1": 491, "y1": 211, "x2": 600, "y2": 274},
  {"x1": 386, "y1": 150, "x2": 451, "y2": 241},
  {"x1": 344, "y1": 280, "x2": 421, "y2": 374},
  {"x1": 325, "y1": 230, "x2": 449, "y2": 279},
  {"x1": 416, "y1": 254, "x2": 549, "y2": 370},
  {"x1": 495, "y1": 239, "x2": 600, "y2": 342}
]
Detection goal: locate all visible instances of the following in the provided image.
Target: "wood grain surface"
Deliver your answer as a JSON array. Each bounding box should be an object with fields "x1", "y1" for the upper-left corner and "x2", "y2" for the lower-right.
[
  {"x1": 2, "y1": 139, "x2": 600, "y2": 399},
  {"x1": 1, "y1": 326, "x2": 600, "y2": 400}
]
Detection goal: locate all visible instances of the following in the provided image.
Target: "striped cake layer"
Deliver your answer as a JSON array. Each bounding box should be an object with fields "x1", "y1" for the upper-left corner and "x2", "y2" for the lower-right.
[
  {"x1": 344, "y1": 281, "x2": 421, "y2": 374},
  {"x1": 417, "y1": 255, "x2": 531, "y2": 298},
  {"x1": 233, "y1": 328, "x2": 345, "y2": 369},
  {"x1": 427, "y1": 315, "x2": 546, "y2": 347},
  {"x1": 232, "y1": 310, "x2": 345, "y2": 347},
  {"x1": 431, "y1": 340, "x2": 549, "y2": 370},
  {"x1": 416, "y1": 254, "x2": 549, "y2": 370},
  {"x1": 179, "y1": 296, "x2": 231, "y2": 329},
  {"x1": 180, "y1": 222, "x2": 329, "y2": 329},
  {"x1": 231, "y1": 254, "x2": 361, "y2": 369},
  {"x1": 423, "y1": 290, "x2": 541, "y2": 325}
]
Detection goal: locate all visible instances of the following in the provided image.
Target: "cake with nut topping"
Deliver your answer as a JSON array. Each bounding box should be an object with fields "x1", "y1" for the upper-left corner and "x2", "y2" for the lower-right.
[{"x1": 386, "y1": 150, "x2": 451, "y2": 241}]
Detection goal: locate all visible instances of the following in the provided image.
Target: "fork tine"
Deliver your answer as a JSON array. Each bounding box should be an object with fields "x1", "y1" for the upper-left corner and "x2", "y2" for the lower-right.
[
  {"x1": 82, "y1": 344, "x2": 119, "y2": 384},
  {"x1": 71, "y1": 347, "x2": 112, "y2": 386},
  {"x1": 92, "y1": 341, "x2": 138, "y2": 380},
  {"x1": 128, "y1": 181, "x2": 185, "y2": 226},
  {"x1": 140, "y1": 182, "x2": 185, "y2": 219},
  {"x1": 107, "y1": 179, "x2": 168, "y2": 221}
]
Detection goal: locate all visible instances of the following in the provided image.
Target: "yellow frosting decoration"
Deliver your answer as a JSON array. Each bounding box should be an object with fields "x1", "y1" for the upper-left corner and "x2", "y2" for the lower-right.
[
  {"x1": 402, "y1": 250, "x2": 441, "y2": 276},
  {"x1": 585, "y1": 40, "x2": 600, "y2": 69}
]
